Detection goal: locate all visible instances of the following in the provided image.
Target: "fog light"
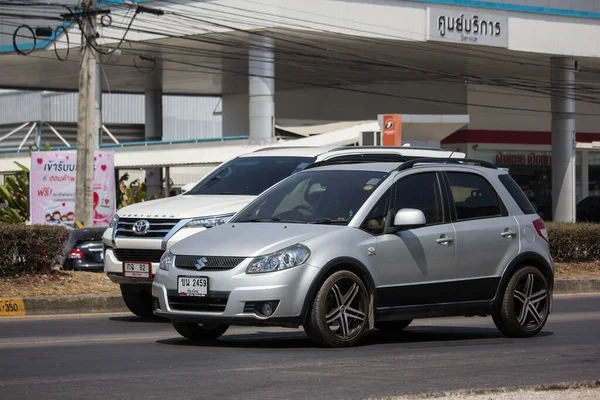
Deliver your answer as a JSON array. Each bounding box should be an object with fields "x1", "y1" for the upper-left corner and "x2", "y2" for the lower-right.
[
  {"x1": 262, "y1": 302, "x2": 274, "y2": 317},
  {"x1": 253, "y1": 300, "x2": 280, "y2": 317}
]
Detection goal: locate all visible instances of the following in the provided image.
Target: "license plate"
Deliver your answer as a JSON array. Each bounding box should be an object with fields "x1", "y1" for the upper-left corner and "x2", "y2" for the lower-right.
[
  {"x1": 122, "y1": 261, "x2": 152, "y2": 278},
  {"x1": 99, "y1": 252, "x2": 104, "y2": 261},
  {"x1": 177, "y1": 276, "x2": 208, "y2": 297}
]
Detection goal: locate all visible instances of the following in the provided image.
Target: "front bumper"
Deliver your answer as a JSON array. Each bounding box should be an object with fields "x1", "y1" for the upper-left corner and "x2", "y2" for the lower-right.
[{"x1": 152, "y1": 262, "x2": 321, "y2": 326}]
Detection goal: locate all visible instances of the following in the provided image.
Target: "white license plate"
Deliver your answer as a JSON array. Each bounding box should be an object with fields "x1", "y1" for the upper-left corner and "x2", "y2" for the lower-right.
[
  {"x1": 177, "y1": 276, "x2": 208, "y2": 297},
  {"x1": 122, "y1": 261, "x2": 152, "y2": 278}
]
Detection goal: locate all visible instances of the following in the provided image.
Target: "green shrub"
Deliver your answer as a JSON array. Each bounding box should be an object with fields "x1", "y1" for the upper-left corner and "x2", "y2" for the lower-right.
[
  {"x1": 0, "y1": 223, "x2": 69, "y2": 277},
  {"x1": 547, "y1": 222, "x2": 600, "y2": 263}
]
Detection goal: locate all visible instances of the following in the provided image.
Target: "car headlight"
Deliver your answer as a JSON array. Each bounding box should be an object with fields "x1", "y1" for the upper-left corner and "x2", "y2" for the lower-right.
[
  {"x1": 159, "y1": 249, "x2": 175, "y2": 271},
  {"x1": 109, "y1": 214, "x2": 119, "y2": 228},
  {"x1": 182, "y1": 213, "x2": 235, "y2": 229},
  {"x1": 246, "y1": 244, "x2": 311, "y2": 274}
]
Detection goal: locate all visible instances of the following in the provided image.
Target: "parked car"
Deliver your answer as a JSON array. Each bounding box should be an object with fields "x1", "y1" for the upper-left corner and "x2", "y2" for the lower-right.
[
  {"x1": 58, "y1": 227, "x2": 107, "y2": 272},
  {"x1": 103, "y1": 145, "x2": 467, "y2": 318},
  {"x1": 576, "y1": 195, "x2": 600, "y2": 222},
  {"x1": 152, "y1": 156, "x2": 554, "y2": 347}
]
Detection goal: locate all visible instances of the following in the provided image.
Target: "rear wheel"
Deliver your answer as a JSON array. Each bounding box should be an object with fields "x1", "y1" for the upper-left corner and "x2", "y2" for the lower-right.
[
  {"x1": 492, "y1": 266, "x2": 550, "y2": 338},
  {"x1": 172, "y1": 321, "x2": 229, "y2": 341},
  {"x1": 120, "y1": 284, "x2": 155, "y2": 318},
  {"x1": 304, "y1": 270, "x2": 370, "y2": 348}
]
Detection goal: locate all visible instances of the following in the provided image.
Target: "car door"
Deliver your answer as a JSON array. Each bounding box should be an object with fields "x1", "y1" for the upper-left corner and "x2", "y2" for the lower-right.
[
  {"x1": 362, "y1": 171, "x2": 457, "y2": 308},
  {"x1": 444, "y1": 170, "x2": 520, "y2": 301}
]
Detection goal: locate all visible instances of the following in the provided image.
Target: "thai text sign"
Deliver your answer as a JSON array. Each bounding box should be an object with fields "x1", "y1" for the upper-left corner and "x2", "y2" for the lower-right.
[
  {"x1": 29, "y1": 150, "x2": 116, "y2": 227},
  {"x1": 427, "y1": 7, "x2": 509, "y2": 48}
]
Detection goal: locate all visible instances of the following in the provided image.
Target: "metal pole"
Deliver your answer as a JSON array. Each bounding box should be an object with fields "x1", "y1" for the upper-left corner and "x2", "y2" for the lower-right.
[
  {"x1": 551, "y1": 57, "x2": 576, "y2": 222},
  {"x1": 75, "y1": 0, "x2": 97, "y2": 228},
  {"x1": 95, "y1": 59, "x2": 103, "y2": 147}
]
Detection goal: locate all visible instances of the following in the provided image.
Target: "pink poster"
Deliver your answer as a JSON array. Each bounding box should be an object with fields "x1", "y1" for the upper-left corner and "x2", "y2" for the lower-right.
[{"x1": 29, "y1": 150, "x2": 116, "y2": 227}]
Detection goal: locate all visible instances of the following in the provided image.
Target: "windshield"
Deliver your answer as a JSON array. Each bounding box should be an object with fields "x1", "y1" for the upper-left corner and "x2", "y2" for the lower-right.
[
  {"x1": 232, "y1": 169, "x2": 390, "y2": 225},
  {"x1": 184, "y1": 156, "x2": 315, "y2": 196}
]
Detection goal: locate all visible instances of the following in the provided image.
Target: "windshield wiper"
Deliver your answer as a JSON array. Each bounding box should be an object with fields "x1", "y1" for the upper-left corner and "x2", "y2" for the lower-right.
[
  {"x1": 238, "y1": 217, "x2": 282, "y2": 223},
  {"x1": 308, "y1": 218, "x2": 348, "y2": 225}
]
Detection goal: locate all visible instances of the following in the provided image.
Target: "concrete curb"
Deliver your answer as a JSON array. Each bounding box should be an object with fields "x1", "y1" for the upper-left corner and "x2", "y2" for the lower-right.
[
  {"x1": 554, "y1": 279, "x2": 600, "y2": 294},
  {"x1": 1, "y1": 279, "x2": 599, "y2": 317},
  {"x1": 22, "y1": 294, "x2": 128, "y2": 316}
]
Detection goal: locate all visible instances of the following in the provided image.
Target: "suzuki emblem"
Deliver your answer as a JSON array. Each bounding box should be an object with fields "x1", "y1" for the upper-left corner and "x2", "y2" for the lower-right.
[{"x1": 195, "y1": 257, "x2": 208, "y2": 271}]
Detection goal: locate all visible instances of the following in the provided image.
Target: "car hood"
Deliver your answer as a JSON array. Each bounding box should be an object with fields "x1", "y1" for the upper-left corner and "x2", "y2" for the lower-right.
[
  {"x1": 117, "y1": 195, "x2": 256, "y2": 219},
  {"x1": 170, "y1": 222, "x2": 344, "y2": 258}
]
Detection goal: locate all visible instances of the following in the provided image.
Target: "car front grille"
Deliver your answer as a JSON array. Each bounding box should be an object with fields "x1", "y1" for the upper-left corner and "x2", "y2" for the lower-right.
[
  {"x1": 115, "y1": 218, "x2": 181, "y2": 239},
  {"x1": 174, "y1": 255, "x2": 246, "y2": 271},
  {"x1": 113, "y1": 249, "x2": 165, "y2": 263},
  {"x1": 167, "y1": 291, "x2": 229, "y2": 313}
]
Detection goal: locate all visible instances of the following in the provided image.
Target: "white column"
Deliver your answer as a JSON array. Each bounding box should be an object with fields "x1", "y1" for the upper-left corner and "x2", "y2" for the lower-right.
[
  {"x1": 551, "y1": 57, "x2": 577, "y2": 222},
  {"x1": 581, "y1": 150, "x2": 589, "y2": 200},
  {"x1": 144, "y1": 59, "x2": 163, "y2": 198},
  {"x1": 249, "y1": 36, "x2": 275, "y2": 144}
]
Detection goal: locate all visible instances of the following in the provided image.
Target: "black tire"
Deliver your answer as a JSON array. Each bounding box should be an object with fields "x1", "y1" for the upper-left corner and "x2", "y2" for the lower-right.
[
  {"x1": 492, "y1": 266, "x2": 550, "y2": 338},
  {"x1": 375, "y1": 319, "x2": 413, "y2": 332},
  {"x1": 172, "y1": 321, "x2": 229, "y2": 341},
  {"x1": 304, "y1": 270, "x2": 370, "y2": 348},
  {"x1": 120, "y1": 284, "x2": 155, "y2": 318}
]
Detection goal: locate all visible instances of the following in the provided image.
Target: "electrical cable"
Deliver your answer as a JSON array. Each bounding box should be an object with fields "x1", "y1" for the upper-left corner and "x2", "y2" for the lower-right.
[
  {"x1": 12, "y1": 24, "x2": 35, "y2": 55},
  {"x1": 5, "y1": 3, "x2": 600, "y2": 114},
  {"x1": 53, "y1": 25, "x2": 70, "y2": 61}
]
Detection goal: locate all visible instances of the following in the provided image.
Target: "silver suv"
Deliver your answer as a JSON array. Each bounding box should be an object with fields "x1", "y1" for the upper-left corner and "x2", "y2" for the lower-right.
[{"x1": 152, "y1": 158, "x2": 554, "y2": 347}]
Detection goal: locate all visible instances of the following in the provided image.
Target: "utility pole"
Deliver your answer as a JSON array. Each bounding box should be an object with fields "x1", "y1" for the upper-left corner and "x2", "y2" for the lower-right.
[{"x1": 75, "y1": 0, "x2": 97, "y2": 228}]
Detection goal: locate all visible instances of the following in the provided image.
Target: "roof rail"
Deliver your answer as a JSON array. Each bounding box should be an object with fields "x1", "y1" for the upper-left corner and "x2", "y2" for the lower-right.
[
  {"x1": 303, "y1": 153, "x2": 410, "y2": 170},
  {"x1": 252, "y1": 146, "x2": 321, "y2": 153},
  {"x1": 328, "y1": 145, "x2": 459, "y2": 153},
  {"x1": 396, "y1": 157, "x2": 497, "y2": 171}
]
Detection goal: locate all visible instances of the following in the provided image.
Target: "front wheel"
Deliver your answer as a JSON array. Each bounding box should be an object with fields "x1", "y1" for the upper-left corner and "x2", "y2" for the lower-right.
[
  {"x1": 120, "y1": 284, "x2": 155, "y2": 318},
  {"x1": 492, "y1": 266, "x2": 550, "y2": 338},
  {"x1": 304, "y1": 270, "x2": 370, "y2": 348},
  {"x1": 172, "y1": 321, "x2": 229, "y2": 341}
]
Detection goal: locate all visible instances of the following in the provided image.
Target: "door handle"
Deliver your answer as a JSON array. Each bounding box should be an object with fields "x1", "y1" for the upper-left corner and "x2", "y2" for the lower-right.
[
  {"x1": 501, "y1": 230, "x2": 516, "y2": 239},
  {"x1": 436, "y1": 235, "x2": 454, "y2": 246}
]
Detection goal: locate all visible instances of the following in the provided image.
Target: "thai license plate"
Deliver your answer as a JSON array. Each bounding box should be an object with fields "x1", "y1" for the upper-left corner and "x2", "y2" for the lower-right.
[
  {"x1": 177, "y1": 276, "x2": 208, "y2": 297},
  {"x1": 122, "y1": 261, "x2": 152, "y2": 278}
]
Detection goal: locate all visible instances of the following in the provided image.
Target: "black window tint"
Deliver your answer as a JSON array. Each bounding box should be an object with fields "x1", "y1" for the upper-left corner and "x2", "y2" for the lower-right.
[
  {"x1": 447, "y1": 172, "x2": 502, "y2": 220},
  {"x1": 360, "y1": 189, "x2": 391, "y2": 235},
  {"x1": 392, "y1": 172, "x2": 444, "y2": 225},
  {"x1": 498, "y1": 174, "x2": 536, "y2": 215},
  {"x1": 185, "y1": 156, "x2": 315, "y2": 196}
]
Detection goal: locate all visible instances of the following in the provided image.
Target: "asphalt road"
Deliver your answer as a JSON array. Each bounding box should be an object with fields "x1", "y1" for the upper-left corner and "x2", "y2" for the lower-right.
[{"x1": 0, "y1": 294, "x2": 598, "y2": 400}]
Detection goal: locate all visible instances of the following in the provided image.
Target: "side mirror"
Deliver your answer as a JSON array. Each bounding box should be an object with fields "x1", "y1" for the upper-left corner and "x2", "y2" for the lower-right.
[{"x1": 392, "y1": 208, "x2": 426, "y2": 230}]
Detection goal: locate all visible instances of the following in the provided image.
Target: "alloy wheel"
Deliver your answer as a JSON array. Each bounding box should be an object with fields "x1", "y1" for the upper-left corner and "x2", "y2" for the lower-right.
[
  {"x1": 513, "y1": 272, "x2": 549, "y2": 331},
  {"x1": 324, "y1": 278, "x2": 367, "y2": 341}
]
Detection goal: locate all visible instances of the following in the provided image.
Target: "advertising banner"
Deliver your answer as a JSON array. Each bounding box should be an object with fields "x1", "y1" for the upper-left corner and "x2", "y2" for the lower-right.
[{"x1": 29, "y1": 150, "x2": 116, "y2": 227}]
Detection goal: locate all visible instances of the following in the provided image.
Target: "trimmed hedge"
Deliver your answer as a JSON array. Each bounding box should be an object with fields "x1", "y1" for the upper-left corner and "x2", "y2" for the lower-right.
[
  {"x1": 0, "y1": 221, "x2": 597, "y2": 277},
  {"x1": 0, "y1": 223, "x2": 69, "y2": 277},
  {"x1": 546, "y1": 222, "x2": 600, "y2": 263}
]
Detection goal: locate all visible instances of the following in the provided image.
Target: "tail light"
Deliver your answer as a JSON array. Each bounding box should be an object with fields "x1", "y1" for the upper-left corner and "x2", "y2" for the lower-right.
[
  {"x1": 532, "y1": 218, "x2": 548, "y2": 242},
  {"x1": 69, "y1": 248, "x2": 85, "y2": 259}
]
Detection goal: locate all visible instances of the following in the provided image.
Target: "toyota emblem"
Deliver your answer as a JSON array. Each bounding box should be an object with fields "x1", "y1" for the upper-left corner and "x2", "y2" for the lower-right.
[{"x1": 132, "y1": 219, "x2": 150, "y2": 235}]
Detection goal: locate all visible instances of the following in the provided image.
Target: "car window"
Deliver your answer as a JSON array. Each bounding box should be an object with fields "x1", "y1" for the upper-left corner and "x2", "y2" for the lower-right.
[
  {"x1": 360, "y1": 189, "x2": 391, "y2": 235},
  {"x1": 184, "y1": 156, "x2": 315, "y2": 196},
  {"x1": 446, "y1": 172, "x2": 503, "y2": 221},
  {"x1": 232, "y1": 170, "x2": 389, "y2": 224},
  {"x1": 498, "y1": 174, "x2": 537, "y2": 215},
  {"x1": 392, "y1": 172, "x2": 444, "y2": 225}
]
